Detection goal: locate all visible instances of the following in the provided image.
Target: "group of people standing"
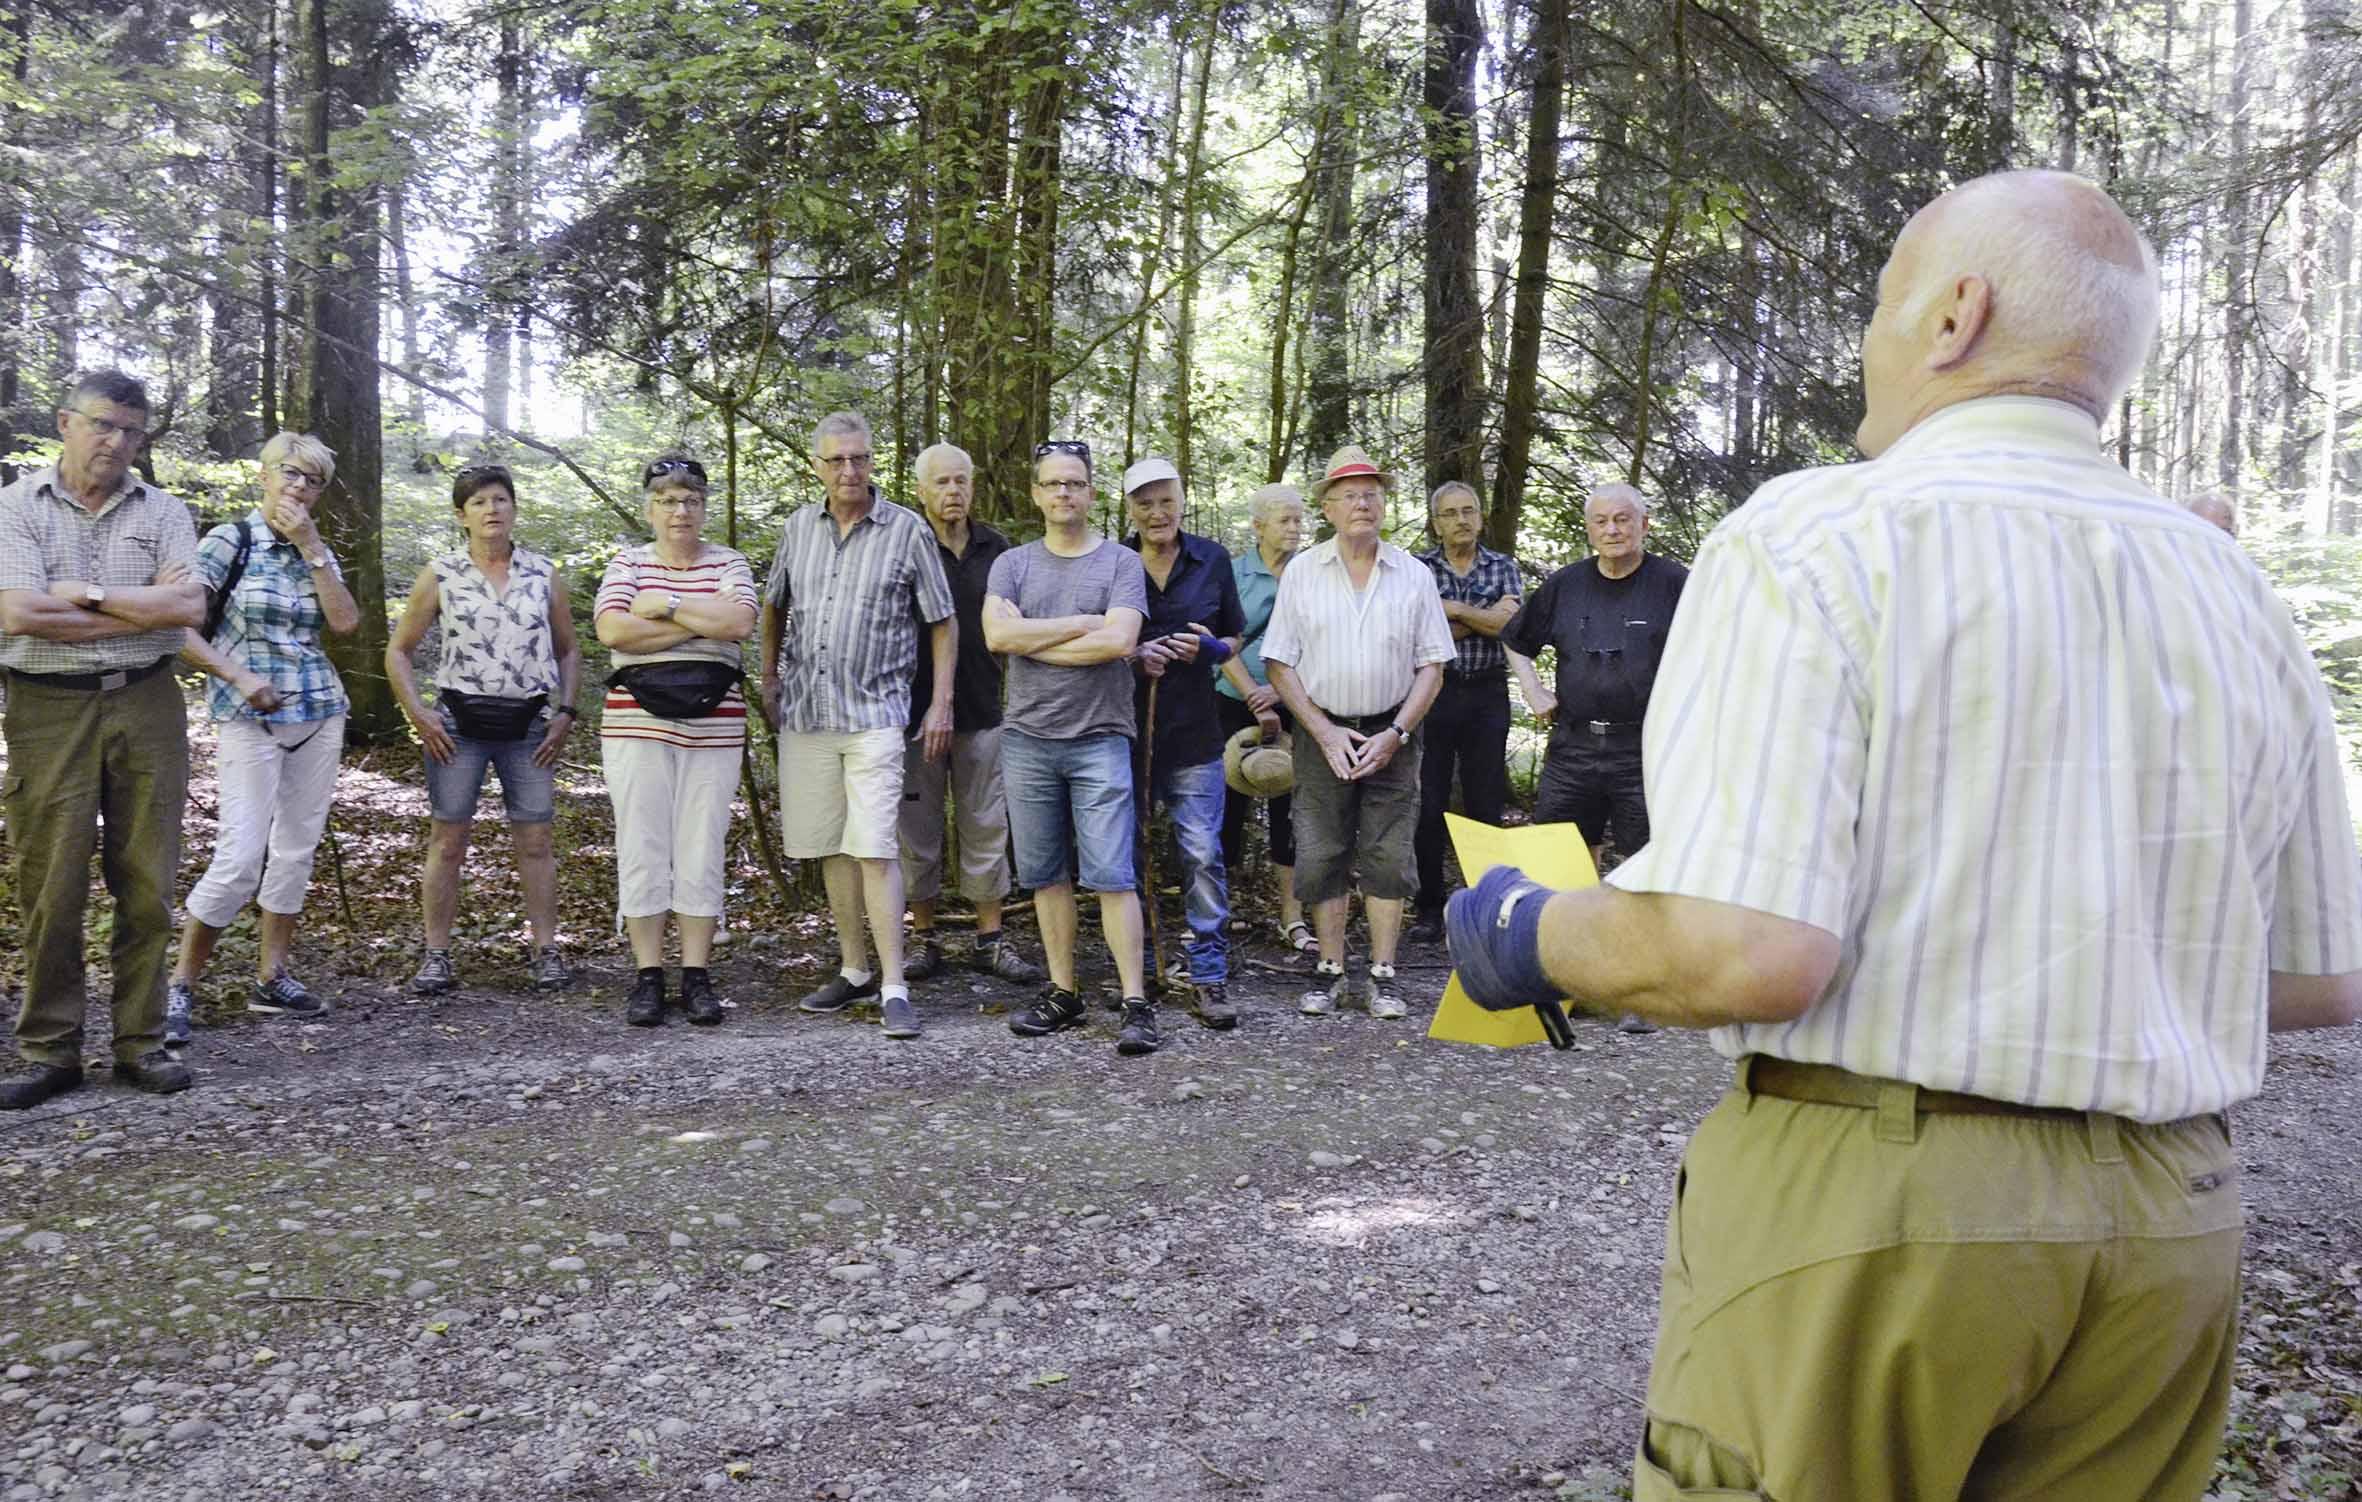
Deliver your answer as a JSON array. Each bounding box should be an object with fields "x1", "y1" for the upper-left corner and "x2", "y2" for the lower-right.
[{"x1": 0, "y1": 378, "x2": 1689, "y2": 1105}]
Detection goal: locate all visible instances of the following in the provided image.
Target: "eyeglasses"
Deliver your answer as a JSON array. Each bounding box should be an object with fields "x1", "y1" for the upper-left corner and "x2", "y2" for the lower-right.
[
  {"x1": 276, "y1": 464, "x2": 326, "y2": 489},
  {"x1": 649, "y1": 493, "x2": 706, "y2": 510},
  {"x1": 70, "y1": 410, "x2": 146, "y2": 443},
  {"x1": 642, "y1": 457, "x2": 708, "y2": 486},
  {"x1": 816, "y1": 452, "x2": 874, "y2": 471},
  {"x1": 1035, "y1": 478, "x2": 1092, "y2": 494}
]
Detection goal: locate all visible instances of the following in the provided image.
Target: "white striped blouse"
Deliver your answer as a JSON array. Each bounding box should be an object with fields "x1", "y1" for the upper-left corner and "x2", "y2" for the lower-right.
[
  {"x1": 1261, "y1": 538, "x2": 1457, "y2": 718},
  {"x1": 1608, "y1": 397, "x2": 2362, "y2": 1123},
  {"x1": 596, "y1": 544, "x2": 760, "y2": 751}
]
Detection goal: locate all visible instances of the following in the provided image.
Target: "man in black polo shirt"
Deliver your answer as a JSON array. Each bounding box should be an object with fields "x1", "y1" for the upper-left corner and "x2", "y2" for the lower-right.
[
  {"x1": 1501, "y1": 480, "x2": 1687, "y2": 906},
  {"x1": 898, "y1": 442, "x2": 1047, "y2": 987},
  {"x1": 1123, "y1": 456, "x2": 1247, "y2": 1029}
]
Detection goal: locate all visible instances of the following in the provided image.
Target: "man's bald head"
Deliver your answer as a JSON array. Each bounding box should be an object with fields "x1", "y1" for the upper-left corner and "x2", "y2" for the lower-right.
[
  {"x1": 1857, "y1": 170, "x2": 2159, "y2": 456},
  {"x1": 2185, "y1": 491, "x2": 2238, "y2": 538}
]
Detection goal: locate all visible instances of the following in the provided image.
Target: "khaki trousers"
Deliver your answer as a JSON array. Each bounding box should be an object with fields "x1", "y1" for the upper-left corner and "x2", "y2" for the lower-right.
[
  {"x1": 3, "y1": 669, "x2": 189, "y2": 1067},
  {"x1": 897, "y1": 726, "x2": 1013, "y2": 906},
  {"x1": 1638, "y1": 1056, "x2": 2244, "y2": 1501}
]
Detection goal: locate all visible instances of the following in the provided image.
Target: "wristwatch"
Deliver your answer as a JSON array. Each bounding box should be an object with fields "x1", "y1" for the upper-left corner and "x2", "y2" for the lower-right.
[
  {"x1": 82, "y1": 584, "x2": 107, "y2": 609},
  {"x1": 663, "y1": 591, "x2": 684, "y2": 619},
  {"x1": 551, "y1": 706, "x2": 579, "y2": 722},
  {"x1": 1390, "y1": 722, "x2": 1413, "y2": 742},
  {"x1": 303, "y1": 550, "x2": 331, "y2": 569}
]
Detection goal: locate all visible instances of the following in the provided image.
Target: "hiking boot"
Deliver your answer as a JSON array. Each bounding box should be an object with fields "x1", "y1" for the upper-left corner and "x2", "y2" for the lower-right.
[
  {"x1": 974, "y1": 940, "x2": 1046, "y2": 984},
  {"x1": 250, "y1": 971, "x2": 327, "y2": 1020},
  {"x1": 1009, "y1": 984, "x2": 1088, "y2": 1037},
  {"x1": 0, "y1": 1062, "x2": 84, "y2": 1111},
  {"x1": 532, "y1": 946, "x2": 574, "y2": 992},
  {"x1": 680, "y1": 970, "x2": 724, "y2": 1026},
  {"x1": 903, "y1": 937, "x2": 947, "y2": 982},
  {"x1": 117, "y1": 1050, "x2": 192, "y2": 1096},
  {"x1": 164, "y1": 980, "x2": 195, "y2": 1047},
  {"x1": 881, "y1": 993, "x2": 922, "y2": 1040},
  {"x1": 1190, "y1": 981, "x2": 1239, "y2": 1031},
  {"x1": 1406, "y1": 909, "x2": 1446, "y2": 945},
  {"x1": 1300, "y1": 958, "x2": 1347, "y2": 1016},
  {"x1": 1617, "y1": 1013, "x2": 1659, "y2": 1035},
  {"x1": 625, "y1": 970, "x2": 668, "y2": 1027},
  {"x1": 1368, "y1": 963, "x2": 1406, "y2": 1021},
  {"x1": 411, "y1": 948, "x2": 457, "y2": 997},
  {"x1": 799, "y1": 971, "x2": 881, "y2": 1014},
  {"x1": 1115, "y1": 998, "x2": 1161, "y2": 1056}
]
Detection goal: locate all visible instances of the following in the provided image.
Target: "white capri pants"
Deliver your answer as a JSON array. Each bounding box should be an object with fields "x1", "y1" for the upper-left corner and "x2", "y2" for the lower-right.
[
  {"x1": 184, "y1": 714, "x2": 347, "y2": 928},
  {"x1": 603, "y1": 735, "x2": 740, "y2": 918}
]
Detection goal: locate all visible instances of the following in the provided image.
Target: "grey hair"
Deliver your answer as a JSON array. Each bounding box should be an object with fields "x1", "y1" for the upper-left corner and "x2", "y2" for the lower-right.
[
  {"x1": 1249, "y1": 483, "x2": 1306, "y2": 522},
  {"x1": 914, "y1": 442, "x2": 972, "y2": 484},
  {"x1": 65, "y1": 368, "x2": 149, "y2": 415},
  {"x1": 812, "y1": 410, "x2": 872, "y2": 454},
  {"x1": 259, "y1": 431, "x2": 337, "y2": 487},
  {"x1": 1586, "y1": 482, "x2": 1650, "y2": 517},
  {"x1": 1427, "y1": 480, "x2": 1482, "y2": 514},
  {"x1": 1906, "y1": 170, "x2": 2160, "y2": 411}
]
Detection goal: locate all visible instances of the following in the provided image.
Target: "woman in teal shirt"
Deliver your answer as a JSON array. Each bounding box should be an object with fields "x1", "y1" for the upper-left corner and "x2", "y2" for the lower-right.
[{"x1": 1215, "y1": 483, "x2": 1314, "y2": 954}]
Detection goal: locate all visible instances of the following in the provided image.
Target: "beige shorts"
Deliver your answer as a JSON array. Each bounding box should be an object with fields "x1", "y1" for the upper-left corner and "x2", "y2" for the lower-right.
[{"x1": 780, "y1": 727, "x2": 906, "y2": 860}]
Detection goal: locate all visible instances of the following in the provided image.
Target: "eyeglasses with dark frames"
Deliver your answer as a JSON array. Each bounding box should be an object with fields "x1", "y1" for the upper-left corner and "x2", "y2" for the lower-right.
[{"x1": 70, "y1": 410, "x2": 147, "y2": 444}]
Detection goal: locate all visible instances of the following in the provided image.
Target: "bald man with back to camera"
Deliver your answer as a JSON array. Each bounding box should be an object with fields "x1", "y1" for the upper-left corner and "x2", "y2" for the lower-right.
[{"x1": 1448, "y1": 170, "x2": 2362, "y2": 1498}]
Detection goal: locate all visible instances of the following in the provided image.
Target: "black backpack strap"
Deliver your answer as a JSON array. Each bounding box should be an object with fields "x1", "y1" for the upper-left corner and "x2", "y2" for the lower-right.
[{"x1": 203, "y1": 518, "x2": 258, "y2": 643}]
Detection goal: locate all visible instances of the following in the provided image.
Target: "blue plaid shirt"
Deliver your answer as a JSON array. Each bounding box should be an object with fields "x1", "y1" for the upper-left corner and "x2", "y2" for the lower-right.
[
  {"x1": 1418, "y1": 544, "x2": 1525, "y2": 675},
  {"x1": 195, "y1": 512, "x2": 347, "y2": 724}
]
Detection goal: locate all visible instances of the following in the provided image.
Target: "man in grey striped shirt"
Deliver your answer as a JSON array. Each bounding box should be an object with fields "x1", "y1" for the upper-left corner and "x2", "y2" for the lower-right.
[
  {"x1": 759, "y1": 411, "x2": 957, "y2": 1040},
  {"x1": 1450, "y1": 171, "x2": 2361, "y2": 1497}
]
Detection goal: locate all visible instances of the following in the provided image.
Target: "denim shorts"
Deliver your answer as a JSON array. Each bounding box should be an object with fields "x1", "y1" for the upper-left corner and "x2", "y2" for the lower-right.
[
  {"x1": 424, "y1": 710, "x2": 556, "y2": 824},
  {"x1": 1000, "y1": 729, "x2": 1136, "y2": 892}
]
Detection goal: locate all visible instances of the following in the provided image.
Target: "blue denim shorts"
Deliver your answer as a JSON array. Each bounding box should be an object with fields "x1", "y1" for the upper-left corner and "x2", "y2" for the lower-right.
[
  {"x1": 424, "y1": 709, "x2": 556, "y2": 824},
  {"x1": 1000, "y1": 729, "x2": 1136, "y2": 892}
]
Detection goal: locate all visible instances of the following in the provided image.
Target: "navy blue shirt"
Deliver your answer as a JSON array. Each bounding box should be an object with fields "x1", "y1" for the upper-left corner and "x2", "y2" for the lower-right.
[
  {"x1": 908, "y1": 520, "x2": 1015, "y2": 733},
  {"x1": 1124, "y1": 531, "x2": 1247, "y2": 766}
]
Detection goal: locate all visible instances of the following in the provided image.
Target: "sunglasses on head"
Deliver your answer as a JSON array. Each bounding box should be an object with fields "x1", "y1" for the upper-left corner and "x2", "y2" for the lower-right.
[
  {"x1": 1033, "y1": 439, "x2": 1092, "y2": 464},
  {"x1": 642, "y1": 457, "x2": 709, "y2": 486}
]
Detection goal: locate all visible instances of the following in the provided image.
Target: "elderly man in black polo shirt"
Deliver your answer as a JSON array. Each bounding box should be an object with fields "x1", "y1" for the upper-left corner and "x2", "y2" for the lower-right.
[
  {"x1": 898, "y1": 442, "x2": 1046, "y2": 986},
  {"x1": 1123, "y1": 456, "x2": 1247, "y2": 1029}
]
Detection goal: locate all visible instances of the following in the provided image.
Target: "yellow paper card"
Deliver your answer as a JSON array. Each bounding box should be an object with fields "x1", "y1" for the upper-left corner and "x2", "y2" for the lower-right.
[{"x1": 1426, "y1": 814, "x2": 1598, "y2": 1049}]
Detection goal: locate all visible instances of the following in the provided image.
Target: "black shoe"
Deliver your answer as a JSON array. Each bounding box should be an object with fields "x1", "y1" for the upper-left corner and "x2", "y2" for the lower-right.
[
  {"x1": 1115, "y1": 999, "x2": 1160, "y2": 1056},
  {"x1": 1407, "y1": 909, "x2": 1446, "y2": 945},
  {"x1": 881, "y1": 993, "x2": 922, "y2": 1040},
  {"x1": 799, "y1": 972, "x2": 881, "y2": 1014},
  {"x1": 625, "y1": 970, "x2": 667, "y2": 1027},
  {"x1": 903, "y1": 938, "x2": 946, "y2": 982},
  {"x1": 680, "y1": 971, "x2": 724, "y2": 1027},
  {"x1": 0, "y1": 1062, "x2": 85, "y2": 1111},
  {"x1": 250, "y1": 971, "x2": 327, "y2": 1019},
  {"x1": 1617, "y1": 1013, "x2": 1659, "y2": 1035},
  {"x1": 117, "y1": 1051, "x2": 192, "y2": 1095},
  {"x1": 1189, "y1": 982, "x2": 1238, "y2": 1031},
  {"x1": 1009, "y1": 985, "x2": 1087, "y2": 1037}
]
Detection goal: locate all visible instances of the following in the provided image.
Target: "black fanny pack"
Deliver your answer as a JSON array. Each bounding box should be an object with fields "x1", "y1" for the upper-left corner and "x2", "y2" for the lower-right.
[
  {"x1": 611, "y1": 661, "x2": 739, "y2": 721},
  {"x1": 440, "y1": 688, "x2": 547, "y2": 741}
]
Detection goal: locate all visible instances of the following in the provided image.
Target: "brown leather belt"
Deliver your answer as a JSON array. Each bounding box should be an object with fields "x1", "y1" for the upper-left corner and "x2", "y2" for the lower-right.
[{"x1": 1743, "y1": 1056, "x2": 2087, "y2": 1124}]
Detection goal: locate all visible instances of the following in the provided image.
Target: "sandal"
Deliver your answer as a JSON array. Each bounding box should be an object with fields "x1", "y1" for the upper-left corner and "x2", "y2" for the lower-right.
[{"x1": 1282, "y1": 919, "x2": 1318, "y2": 955}]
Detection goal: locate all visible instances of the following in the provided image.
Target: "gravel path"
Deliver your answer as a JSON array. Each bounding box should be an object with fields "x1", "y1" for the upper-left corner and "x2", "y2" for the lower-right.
[{"x1": 1, "y1": 940, "x2": 2355, "y2": 1501}]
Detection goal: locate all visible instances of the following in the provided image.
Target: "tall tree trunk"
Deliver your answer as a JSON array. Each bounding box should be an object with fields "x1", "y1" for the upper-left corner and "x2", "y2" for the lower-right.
[
  {"x1": 1121, "y1": 17, "x2": 1189, "y2": 469},
  {"x1": 1169, "y1": 13, "x2": 1216, "y2": 483},
  {"x1": 2219, "y1": 0, "x2": 2253, "y2": 488},
  {"x1": 482, "y1": 17, "x2": 523, "y2": 443},
  {"x1": 1490, "y1": 0, "x2": 1566, "y2": 552},
  {"x1": 0, "y1": 8, "x2": 30, "y2": 482},
  {"x1": 388, "y1": 177, "x2": 427, "y2": 432},
  {"x1": 1301, "y1": 0, "x2": 1359, "y2": 467},
  {"x1": 260, "y1": 0, "x2": 281, "y2": 435},
  {"x1": 1263, "y1": 167, "x2": 1318, "y2": 483},
  {"x1": 1422, "y1": 0, "x2": 1487, "y2": 495}
]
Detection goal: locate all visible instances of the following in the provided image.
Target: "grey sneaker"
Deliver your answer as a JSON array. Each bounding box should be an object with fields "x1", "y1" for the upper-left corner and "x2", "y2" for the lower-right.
[
  {"x1": 1190, "y1": 981, "x2": 1238, "y2": 1030},
  {"x1": 411, "y1": 948, "x2": 457, "y2": 997},
  {"x1": 1300, "y1": 959, "x2": 1346, "y2": 1016},
  {"x1": 1617, "y1": 1013, "x2": 1659, "y2": 1035},
  {"x1": 800, "y1": 971, "x2": 881, "y2": 1014},
  {"x1": 164, "y1": 980, "x2": 195, "y2": 1046},
  {"x1": 975, "y1": 940, "x2": 1046, "y2": 984},
  {"x1": 250, "y1": 971, "x2": 327, "y2": 1020},
  {"x1": 880, "y1": 993, "x2": 922, "y2": 1040},
  {"x1": 903, "y1": 937, "x2": 946, "y2": 982},
  {"x1": 532, "y1": 946, "x2": 573, "y2": 992},
  {"x1": 1368, "y1": 964, "x2": 1406, "y2": 1021}
]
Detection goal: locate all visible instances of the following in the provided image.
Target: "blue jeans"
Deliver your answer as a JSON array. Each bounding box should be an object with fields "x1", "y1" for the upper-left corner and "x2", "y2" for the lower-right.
[
  {"x1": 1001, "y1": 730, "x2": 1136, "y2": 893},
  {"x1": 424, "y1": 709, "x2": 556, "y2": 824},
  {"x1": 1149, "y1": 755, "x2": 1230, "y2": 982}
]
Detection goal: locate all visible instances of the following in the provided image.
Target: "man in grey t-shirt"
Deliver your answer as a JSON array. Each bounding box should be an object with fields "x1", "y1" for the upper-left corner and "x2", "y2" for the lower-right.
[{"x1": 982, "y1": 442, "x2": 1159, "y2": 1055}]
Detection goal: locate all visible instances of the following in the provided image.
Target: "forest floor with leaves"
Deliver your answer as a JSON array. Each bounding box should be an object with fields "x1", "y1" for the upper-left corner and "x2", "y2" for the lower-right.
[{"x1": 0, "y1": 713, "x2": 2355, "y2": 1502}]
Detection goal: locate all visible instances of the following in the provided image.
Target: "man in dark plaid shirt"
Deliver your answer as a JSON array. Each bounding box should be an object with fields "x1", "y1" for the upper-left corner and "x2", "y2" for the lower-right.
[{"x1": 1408, "y1": 482, "x2": 1547, "y2": 944}]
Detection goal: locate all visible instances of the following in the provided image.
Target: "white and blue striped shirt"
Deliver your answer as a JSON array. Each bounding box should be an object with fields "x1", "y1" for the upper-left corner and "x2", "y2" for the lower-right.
[{"x1": 1609, "y1": 397, "x2": 2362, "y2": 1122}]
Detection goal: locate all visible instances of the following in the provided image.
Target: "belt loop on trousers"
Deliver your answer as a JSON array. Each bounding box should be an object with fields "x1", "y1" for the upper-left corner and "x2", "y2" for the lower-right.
[
  {"x1": 2085, "y1": 1111, "x2": 2124, "y2": 1165},
  {"x1": 1733, "y1": 1054, "x2": 1758, "y2": 1111},
  {"x1": 1874, "y1": 1080, "x2": 1920, "y2": 1144}
]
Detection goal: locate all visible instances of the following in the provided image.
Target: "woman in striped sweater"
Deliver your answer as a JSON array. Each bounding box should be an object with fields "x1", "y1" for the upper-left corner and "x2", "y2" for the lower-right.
[{"x1": 594, "y1": 456, "x2": 760, "y2": 1027}]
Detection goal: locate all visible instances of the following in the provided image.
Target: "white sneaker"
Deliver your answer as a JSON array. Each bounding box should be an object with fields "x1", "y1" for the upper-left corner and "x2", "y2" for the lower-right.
[
  {"x1": 1300, "y1": 959, "x2": 1346, "y2": 1015},
  {"x1": 1369, "y1": 963, "x2": 1406, "y2": 1020}
]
